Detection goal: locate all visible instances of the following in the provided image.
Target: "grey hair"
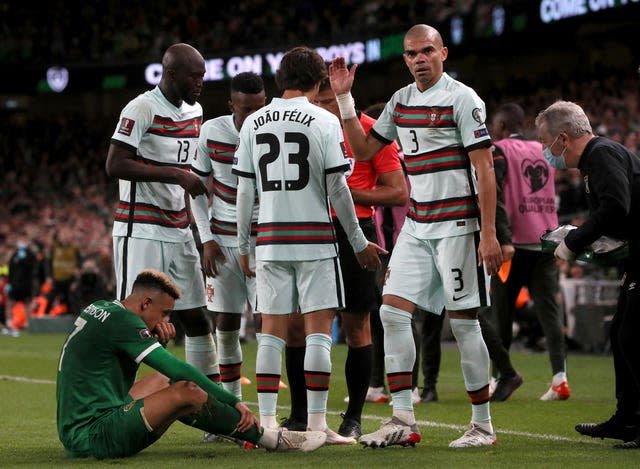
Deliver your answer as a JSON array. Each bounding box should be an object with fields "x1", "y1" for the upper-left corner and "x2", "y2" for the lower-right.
[{"x1": 535, "y1": 100, "x2": 592, "y2": 138}]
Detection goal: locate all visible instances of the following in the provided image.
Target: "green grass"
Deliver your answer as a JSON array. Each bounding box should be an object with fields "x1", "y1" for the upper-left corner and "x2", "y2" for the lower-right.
[{"x1": 0, "y1": 333, "x2": 637, "y2": 468}]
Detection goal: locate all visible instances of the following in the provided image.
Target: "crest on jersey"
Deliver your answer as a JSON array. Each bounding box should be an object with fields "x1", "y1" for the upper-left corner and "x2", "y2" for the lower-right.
[
  {"x1": 118, "y1": 117, "x2": 135, "y2": 136},
  {"x1": 430, "y1": 112, "x2": 439, "y2": 122},
  {"x1": 472, "y1": 108, "x2": 485, "y2": 125},
  {"x1": 345, "y1": 157, "x2": 355, "y2": 179},
  {"x1": 139, "y1": 328, "x2": 152, "y2": 339},
  {"x1": 207, "y1": 284, "x2": 215, "y2": 303}
]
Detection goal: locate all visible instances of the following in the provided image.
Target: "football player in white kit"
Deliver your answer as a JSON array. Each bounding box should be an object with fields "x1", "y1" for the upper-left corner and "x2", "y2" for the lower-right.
[
  {"x1": 106, "y1": 44, "x2": 218, "y2": 394},
  {"x1": 233, "y1": 46, "x2": 385, "y2": 446},
  {"x1": 191, "y1": 72, "x2": 266, "y2": 401},
  {"x1": 329, "y1": 24, "x2": 503, "y2": 448}
]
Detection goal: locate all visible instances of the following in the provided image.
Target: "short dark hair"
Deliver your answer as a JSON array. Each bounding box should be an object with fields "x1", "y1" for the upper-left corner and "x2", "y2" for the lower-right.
[
  {"x1": 132, "y1": 269, "x2": 181, "y2": 299},
  {"x1": 318, "y1": 62, "x2": 332, "y2": 93},
  {"x1": 496, "y1": 102, "x2": 525, "y2": 132},
  {"x1": 363, "y1": 102, "x2": 386, "y2": 119},
  {"x1": 275, "y1": 46, "x2": 327, "y2": 93},
  {"x1": 230, "y1": 72, "x2": 264, "y2": 95}
]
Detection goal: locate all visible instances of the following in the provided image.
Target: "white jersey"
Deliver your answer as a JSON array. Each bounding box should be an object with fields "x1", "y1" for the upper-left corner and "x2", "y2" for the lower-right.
[
  {"x1": 110, "y1": 86, "x2": 203, "y2": 242},
  {"x1": 233, "y1": 96, "x2": 350, "y2": 261},
  {"x1": 372, "y1": 72, "x2": 492, "y2": 240},
  {"x1": 193, "y1": 115, "x2": 259, "y2": 247}
]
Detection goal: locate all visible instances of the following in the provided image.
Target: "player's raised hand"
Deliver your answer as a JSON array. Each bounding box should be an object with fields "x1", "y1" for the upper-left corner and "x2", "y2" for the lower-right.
[{"x1": 329, "y1": 57, "x2": 357, "y2": 96}]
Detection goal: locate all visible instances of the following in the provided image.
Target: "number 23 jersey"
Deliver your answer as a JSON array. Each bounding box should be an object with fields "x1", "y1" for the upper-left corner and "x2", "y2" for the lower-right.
[{"x1": 233, "y1": 96, "x2": 350, "y2": 261}]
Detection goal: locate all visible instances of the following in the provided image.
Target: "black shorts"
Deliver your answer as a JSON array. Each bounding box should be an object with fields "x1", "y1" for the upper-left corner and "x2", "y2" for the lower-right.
[{"x1": 334, "y1": 217, "x2": 379, "y2": 312}]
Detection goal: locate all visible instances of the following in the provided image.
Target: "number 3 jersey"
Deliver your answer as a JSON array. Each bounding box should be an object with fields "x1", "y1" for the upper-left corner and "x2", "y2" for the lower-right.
[
  {"x1": 371, "y1": 72, "x2": 492, "y2": 240},
  {"x1": 233, "y1": 96, "x2": 350, "y2": 261},
  {"x1": 110, "y1": 86, "x2": 203, "y2": 242}
]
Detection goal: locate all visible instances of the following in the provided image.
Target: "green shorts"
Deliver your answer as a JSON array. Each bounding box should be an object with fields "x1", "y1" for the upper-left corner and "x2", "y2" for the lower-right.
[{"x1": 88, "y1": 396, "x2": 160, "y2": 459}]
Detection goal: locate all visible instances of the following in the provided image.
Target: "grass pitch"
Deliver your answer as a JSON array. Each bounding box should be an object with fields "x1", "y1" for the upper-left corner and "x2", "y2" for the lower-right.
[{"x1": 0, "y1": 332, "x2": 636, "y2": 468}]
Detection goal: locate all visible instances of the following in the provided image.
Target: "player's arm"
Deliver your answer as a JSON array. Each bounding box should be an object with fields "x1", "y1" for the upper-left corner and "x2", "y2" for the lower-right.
[
  {"x1": 105, "y1": 143, "x2": 209, "y2": 198},
  {"x1": 469, "y1": 146, "x2": 503, "y2": 275},
  {"x1": 235, "y1": 175, "x2": 256, "y2": 277},
  {"x1": 143, "y1": 345, "x2": 241, "y2": 406},
  {"x1": 329, "y1": 57, "x2": 385, "y2": 161},
  {"x1": 350, "y1": 169, "x2": 408, "y2": 207},
  {"x1": 327, "y1": 171, "x2": 386, "y2": 271}
]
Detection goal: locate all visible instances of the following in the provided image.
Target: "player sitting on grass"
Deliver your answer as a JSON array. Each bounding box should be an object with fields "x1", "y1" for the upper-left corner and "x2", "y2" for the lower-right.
[{"x1": 56, "y1": 269, "x2": 326, "y2": 459}]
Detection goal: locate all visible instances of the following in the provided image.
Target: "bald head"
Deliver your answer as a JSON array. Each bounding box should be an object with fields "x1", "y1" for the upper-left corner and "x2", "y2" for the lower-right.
[
  {"x1": 162, "y1": 43, "x2": 204, "y2": 71},
  {"x1": 159, "y1": 43, "x2": 205, "y2": 106},
  {"x1": 405, "y1": 24, "x2": 443, "y2": 48}
]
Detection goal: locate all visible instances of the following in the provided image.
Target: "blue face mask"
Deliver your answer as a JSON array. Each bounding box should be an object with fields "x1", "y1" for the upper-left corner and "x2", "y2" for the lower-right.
[{"x1": 543, "y1": 135, "x2": 567, "y2": 170}]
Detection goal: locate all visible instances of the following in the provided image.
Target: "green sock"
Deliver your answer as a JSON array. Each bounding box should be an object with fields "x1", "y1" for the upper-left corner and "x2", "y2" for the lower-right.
[{"x1": 180, "y1": 396, "x2": 262, "y2": 443}]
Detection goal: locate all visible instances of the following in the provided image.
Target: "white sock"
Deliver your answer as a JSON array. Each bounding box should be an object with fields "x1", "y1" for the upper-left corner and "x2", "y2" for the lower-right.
[
  {"x1": 184, "y1": 334, "x2": 219, "y2": 378},
  {"x1": 450, "y1": 318, "x2": 491, "y2": 425},
  {"x1": 256, "y1": 334, "x2": 285, "y2": 428},
  {"x1": 216, "y1": 329, "x2": 243, "y2": 399},
  {"x1": 305, "y1": 333, "x2": 332, "y2": 430},
  {"x1": 380, "y1": 304, "x2": 415, "y2": 424}
]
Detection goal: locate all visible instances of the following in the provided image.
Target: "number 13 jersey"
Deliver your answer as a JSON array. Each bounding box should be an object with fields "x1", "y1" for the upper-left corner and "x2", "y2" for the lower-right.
[{"x1": 110, "y1": 86, "x2": 203, "y2": 242}]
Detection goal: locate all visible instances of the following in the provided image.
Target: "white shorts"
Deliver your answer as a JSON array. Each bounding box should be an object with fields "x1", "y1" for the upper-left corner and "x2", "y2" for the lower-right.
[
  {"x1": 113, "y1": 236, "x2": 206, "y2": 310},
  {"x1": 383, "y1": 231, "x2": 490, "y2": 313},
  {"x1": 255, "y1": 258, "x2": 344, "y2": 314},
  {"x1": 206, "y1": 245, "x2": 256, "y2": 313}
]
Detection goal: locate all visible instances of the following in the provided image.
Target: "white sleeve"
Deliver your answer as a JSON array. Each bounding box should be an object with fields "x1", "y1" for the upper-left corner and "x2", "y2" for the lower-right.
[
  {"x1": 327, "y1": 172, "x2": 368, "y2": 253},
  {"x1": 191, "y1": 193, "x2": 214, "y2": 244},
  {"x1": 236, "y1": 176, "x2": 256, "y2": 256}
]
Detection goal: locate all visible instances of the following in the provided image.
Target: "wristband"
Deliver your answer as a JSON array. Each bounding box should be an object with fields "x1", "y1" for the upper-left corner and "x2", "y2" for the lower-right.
[{"x1": 336, "y1": 92, "x2": 357, "y2": 120}]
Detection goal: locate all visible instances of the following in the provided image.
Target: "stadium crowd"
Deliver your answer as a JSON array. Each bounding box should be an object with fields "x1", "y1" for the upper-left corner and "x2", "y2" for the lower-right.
[{"x1": 1, "y1": 0, "x2": 470, "y2": 66}]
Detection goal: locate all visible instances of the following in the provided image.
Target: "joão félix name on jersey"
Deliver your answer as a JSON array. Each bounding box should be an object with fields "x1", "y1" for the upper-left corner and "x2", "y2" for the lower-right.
[{"x1": 253, "y1": 109, "x2": 316, "y2": 130}]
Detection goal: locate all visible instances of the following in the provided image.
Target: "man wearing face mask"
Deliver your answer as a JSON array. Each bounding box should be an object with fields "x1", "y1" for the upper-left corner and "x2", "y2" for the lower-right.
[{"x1": 535, "y1": 100, "x2": 640, "y2": 450}]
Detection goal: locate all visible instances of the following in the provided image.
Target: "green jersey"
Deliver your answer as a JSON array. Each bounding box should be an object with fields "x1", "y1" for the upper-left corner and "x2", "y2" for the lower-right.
[
  {"x1": 56, "y1": 300, "x2": 240, "y2": 456},
  {"x1": 56, "y1": 300, "x2": 162, "y2": 453}
]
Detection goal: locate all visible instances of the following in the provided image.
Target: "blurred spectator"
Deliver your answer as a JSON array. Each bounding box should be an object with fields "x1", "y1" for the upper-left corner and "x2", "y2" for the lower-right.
[
  {"x1": 44, "y1": 226, "x2": 81, "y2": 315},
  {"x1": 68, "y1": 258, "x2": 110, "y2": 315}
]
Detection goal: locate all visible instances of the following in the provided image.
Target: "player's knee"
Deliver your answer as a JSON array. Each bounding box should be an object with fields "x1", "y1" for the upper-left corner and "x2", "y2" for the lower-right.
[
  {"x1": 177, "y1": 307, "x2": 211, "y2": 335},
  {"x1": 173, "y1": 380, "x2": 208, "y2": 409}
]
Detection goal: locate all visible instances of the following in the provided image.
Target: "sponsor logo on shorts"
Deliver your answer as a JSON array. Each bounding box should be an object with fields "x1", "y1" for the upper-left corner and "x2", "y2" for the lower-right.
[
  {"x1": 118, "y1": 117, "x2": 135, "y2": 136},
  {"x1": 452, "y1": 293, "x2": 468, "y2": 302}
]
